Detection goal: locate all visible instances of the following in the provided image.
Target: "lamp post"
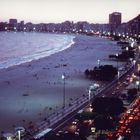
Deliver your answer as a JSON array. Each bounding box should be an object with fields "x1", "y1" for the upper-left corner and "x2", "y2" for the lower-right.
[
  {"x1": 5, "y1": 27, "x2": 8, "y2": 31},
  {"x1": 88, "y1": 89, "x2": 91, "y2": 105},
  {"x1": 17, "y1": 130, "x2": 21, "y2": 140},
  {"x1": 131, "y1": 42, "x2": 134, "y2": 48},
  {"x1": 136, "y1": 81, "x2": 140, "y2": 91},
  {"x1": 138, "y1": 46, "x2": 140, "y2": 58},
  {"x1": 126, "y1": 47, "x2": 129, "y2": 60},
  {"x1": 133, "y1": 60, "x2": 136, "y2": 69},
  {"x1": 14, "y1": 27, "x2": 17, "y2": 32},
  {"x1": 62, "y1": 74, "x2": 66, "y2": 108},
  {"x1": 116, "y1": 53, "x2": 119, "y2": 69},
  {"x1": 117, "y1": 70, "x2": 120, "y2": 84},
  {"x1": 97, "y1": 59, "x2": 100, "y2": 67}
]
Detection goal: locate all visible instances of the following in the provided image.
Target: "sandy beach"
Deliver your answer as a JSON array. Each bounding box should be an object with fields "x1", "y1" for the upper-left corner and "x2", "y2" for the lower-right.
[{"x1": 0, "y1": 34, "x2": 123, "y2": 133}]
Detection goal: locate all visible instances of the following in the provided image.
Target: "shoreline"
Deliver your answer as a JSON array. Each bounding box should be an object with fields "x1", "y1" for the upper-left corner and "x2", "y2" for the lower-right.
[{"x1": 0, "y1": 34, "x2": 124, "y2": 133}]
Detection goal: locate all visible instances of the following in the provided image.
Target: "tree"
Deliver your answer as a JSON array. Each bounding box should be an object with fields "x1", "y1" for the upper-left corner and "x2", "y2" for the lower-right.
[
  {"x1": 84, "y1": 65, "x2": 117, "y2": 81},
  {"x1": 120, "y1": 93, "x2": 127, "y2": 100},
  {"x1": 79, "y1": 124, "x2": 90, "y2": 138},
  {"x1": 127, "y1": 88, "x2": 137, "y2": 101},
  {"x1": 92, "y1": 97, "x2": 124, "y2": 116},
  {"x1": 97, "y1": 134, "x2": 107, "y2": 140},
  {"x1": 84, "y1": 69, "x2": 90, "y2": 77},
  {"x1": 94, "y1": 115, "x2": 113, "y2": 131},
  {"x1": 129, "y1": 120, "x2": 140, "y2": 136},
  {"x1": 46, "y1": 131, "x2": 85, "y2": 140},
  {"x1": 112, "y1": 35, "x2": 121, "y2": 41},
  {"x1": 75, "y1": 111, "x2": 97, "y2": 121}
]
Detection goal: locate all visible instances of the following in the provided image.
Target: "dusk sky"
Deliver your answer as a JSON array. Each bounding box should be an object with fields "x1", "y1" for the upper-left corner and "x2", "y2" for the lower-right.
[{"x1": 0, "y1": 0, "x2": 140, "y2": 23}]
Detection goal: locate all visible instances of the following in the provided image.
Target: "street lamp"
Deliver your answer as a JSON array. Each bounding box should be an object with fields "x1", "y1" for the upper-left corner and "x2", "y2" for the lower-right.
[
  {"x1": 116, "y1": 53, "x2": 119, "y2": 69},
  {"x1": 117, "y1": 71, "x2": 120, "y2": 84},
  {"x1": 17, "y1": 130, "x2": 21, "y2": 140},
  {"x1": 133, "y1": 60, "x2": 136, "y2": 69},
  {"x1": 62, "y1": 74, "x2": 66, "y2": 108},
  {"x1": 24, "y1": 27, "x2": 26, "y2": 32},
  {"x1": 97, "y1": 59, "x2": 100, "y2": 67},
  {"x1": 123, "y1": 34, "x2": 125, "y2": 38},
  {"x1": 126, "y1": 47, "x2": 129, "y2": 51},
  {"x1": 136, "y1": 81, "x2": 140, "y2": 91},
  {"x1": 5, "y1": 27, "x2": 7, "y2": 31},
  {"x1": 33, "y1": 27, "x2": 36, "y2": 31},
  {"x1": 14, "y1": 27, "x2": 17, "y2": 32},
  {"x1": 138, "y1": 46, "x2": 140, "y2": 58},
  {"x1": 126, "y1": 47, "x2": 129, "y2": 59},
  {"x1": 88, "y1": 89, "x2": 91, "y2": 105},
  {"x1": 131, "y1": 42, "x2": 134, "y2": 48}
]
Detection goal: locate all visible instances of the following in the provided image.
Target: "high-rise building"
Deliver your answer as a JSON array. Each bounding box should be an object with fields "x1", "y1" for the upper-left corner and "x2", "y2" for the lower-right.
[
  {"x1": 20, "y1": 21, "x2": 24, "y2": 26},
  {"x1": 109, "y1": 12, "x2": 122, "y2": 32},
  {"x1": 9, "y1": 19, "x2": 17, "y2": 24},
  {"x1": 127, "y1": 14, "x2": 140, "y2": 35},
  {"x1": 8, "y1": 19, "x2": 18, "y2": 31}
]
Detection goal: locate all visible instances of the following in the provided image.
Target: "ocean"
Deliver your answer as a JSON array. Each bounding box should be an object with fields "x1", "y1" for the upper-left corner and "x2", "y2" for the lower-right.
[{"x1": 0, "y1": 32, "x2": 75, "y2": 69}]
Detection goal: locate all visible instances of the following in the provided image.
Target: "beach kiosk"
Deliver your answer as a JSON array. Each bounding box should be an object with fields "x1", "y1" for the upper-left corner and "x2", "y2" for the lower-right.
[
  {"x1": 14, "y1": 126, "x2": 25, "y2": 140},
  {"x1": 34, "y1": 128, "x2": 52, "y2": 139}
]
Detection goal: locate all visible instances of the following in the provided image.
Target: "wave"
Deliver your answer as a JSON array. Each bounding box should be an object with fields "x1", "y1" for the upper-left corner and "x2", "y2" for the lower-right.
[{"x1": 0, "y1": 32, "x2": 75, "y2": 69}]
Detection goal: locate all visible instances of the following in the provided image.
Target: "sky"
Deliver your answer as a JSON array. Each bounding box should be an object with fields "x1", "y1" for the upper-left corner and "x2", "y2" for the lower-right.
[{"x1": 0, "y1": 0, "x2": 140, "y2": 24}]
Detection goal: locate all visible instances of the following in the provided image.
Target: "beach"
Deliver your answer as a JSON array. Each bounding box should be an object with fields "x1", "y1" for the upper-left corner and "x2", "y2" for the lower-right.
[{"x1": 0, "y1": 34, "x2": 123, "y2": 133}]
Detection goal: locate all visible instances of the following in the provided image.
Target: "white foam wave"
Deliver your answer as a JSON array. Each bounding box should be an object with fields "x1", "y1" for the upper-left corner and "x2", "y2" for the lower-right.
[{"x1": 0, "y1": 32, "x2": 75, "y2": 69}]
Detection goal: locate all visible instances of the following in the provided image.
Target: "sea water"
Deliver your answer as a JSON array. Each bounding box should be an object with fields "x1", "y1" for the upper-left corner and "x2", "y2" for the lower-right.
[{"x1": 0, "y1": 32, "x2": 75, "y2": 69}]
